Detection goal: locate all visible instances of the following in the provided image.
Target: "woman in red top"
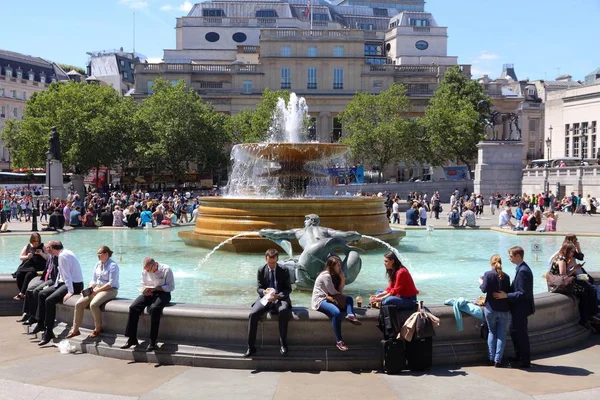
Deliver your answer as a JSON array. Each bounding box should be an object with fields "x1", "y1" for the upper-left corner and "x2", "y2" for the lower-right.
[{"x1": 369, "y1": 251, "x2": 418, "y2": 310}]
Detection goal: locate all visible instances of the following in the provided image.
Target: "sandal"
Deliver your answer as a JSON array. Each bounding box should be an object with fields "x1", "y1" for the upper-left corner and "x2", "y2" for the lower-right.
[
  {"x1": 13, "y1": 293, "x2": 24, "y2": 301},
  {"x1": 336, "y1": 341, "x2": 348, "y2": 351},
  {"x1": 66, "y1": 330, "x2": 81, "y2": 339},
  {"x1": 89, "y1": 329, "x2": 101, "y2": 338},
  {"x1": 345, "y1": 314, "x2": 362, "y2": 326}
]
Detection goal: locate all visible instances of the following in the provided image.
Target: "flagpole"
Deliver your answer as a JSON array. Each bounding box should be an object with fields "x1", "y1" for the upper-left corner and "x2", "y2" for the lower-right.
[{"x1": 310, "y1": 0, "x2": 313, "y2": 30}]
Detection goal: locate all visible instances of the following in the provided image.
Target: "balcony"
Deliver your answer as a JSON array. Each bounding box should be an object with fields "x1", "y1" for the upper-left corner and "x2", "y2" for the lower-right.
[
  {"x1": 136, "y1": 63, "x2": 262, "y2": 75},
  {"x1": 237, "y1": 45, "x2": 259, "y2": 54},
  {"x1": 261, "y1": 29, "x2": 384, "y2": 40},
  {"x1": 363, "y1": 64, "x2": 440, "y2": 75}
]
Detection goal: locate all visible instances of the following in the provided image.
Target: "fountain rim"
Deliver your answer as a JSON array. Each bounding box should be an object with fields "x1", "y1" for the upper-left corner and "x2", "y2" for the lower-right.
[{"x1": 199, "y1": 197, "x2": 387, "y2": 203}]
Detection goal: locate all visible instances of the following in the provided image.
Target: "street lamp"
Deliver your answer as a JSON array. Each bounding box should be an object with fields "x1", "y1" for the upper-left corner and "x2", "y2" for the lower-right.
[{"x1": 580, "y1": 128, "x2": 586, "y2": 165}]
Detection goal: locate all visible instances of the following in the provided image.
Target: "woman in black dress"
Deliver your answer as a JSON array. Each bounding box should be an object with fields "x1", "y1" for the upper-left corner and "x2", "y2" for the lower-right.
[{"x1": 12, "y1": 233, "x2": 46, "y2": 300}]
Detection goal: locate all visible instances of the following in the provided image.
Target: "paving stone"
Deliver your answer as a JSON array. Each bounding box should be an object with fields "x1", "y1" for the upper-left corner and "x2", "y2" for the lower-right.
[
  {"x1": 534, "y1": 387, "x2": 600, "y2": 400},
  {"x1": 0, "y1": 378, "x2": 45, "y2": 400}
]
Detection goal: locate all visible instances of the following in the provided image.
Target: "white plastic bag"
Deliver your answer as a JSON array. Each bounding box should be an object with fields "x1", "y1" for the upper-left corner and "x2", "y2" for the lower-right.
[{"x1": 57, "y1": 339, "x2": 76, "y2": 354}]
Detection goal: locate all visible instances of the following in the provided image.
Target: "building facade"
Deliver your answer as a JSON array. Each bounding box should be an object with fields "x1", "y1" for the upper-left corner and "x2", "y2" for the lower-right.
[
  {"x1": 86, "y1": 49, "x2": 140, "y2": 95},
  {"x1": 0, "y1": 50, "x2": 68, "y2": 171}
]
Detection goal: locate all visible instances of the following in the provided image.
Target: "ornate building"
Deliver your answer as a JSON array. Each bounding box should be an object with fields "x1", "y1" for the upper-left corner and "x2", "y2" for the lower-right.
[{"x1": 0, "y1": 50, "x2": 69, "y2": 170}]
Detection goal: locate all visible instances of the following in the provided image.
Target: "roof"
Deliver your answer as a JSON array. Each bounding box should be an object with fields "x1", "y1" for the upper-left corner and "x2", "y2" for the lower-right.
[
  {"x1": 66, "y1": 69, "x2": 82, "y2": 76},
  {"x1": 0, "y1": 49, "x2": 53, "y2": 68}
]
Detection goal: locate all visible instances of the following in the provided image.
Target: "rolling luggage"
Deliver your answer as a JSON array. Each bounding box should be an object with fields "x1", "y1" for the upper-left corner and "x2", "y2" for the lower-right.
[
  {"x1": 405, "y1": 336, "x2": 432, "y2": 371},
  {"x1": 382, "y1": 339, "x2": 406, "y2": 374},
  {"x1": 378, "y1": 304, "x2": 418, "y2": 340}
]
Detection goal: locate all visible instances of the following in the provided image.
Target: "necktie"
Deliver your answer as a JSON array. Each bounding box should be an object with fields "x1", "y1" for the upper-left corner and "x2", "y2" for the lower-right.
[
  {"x1": 44, "y1": 258, "x2": 52, "y2": 281},
  {"x1": 269, "y1": 269, "x2": 275, "y2": 289}
]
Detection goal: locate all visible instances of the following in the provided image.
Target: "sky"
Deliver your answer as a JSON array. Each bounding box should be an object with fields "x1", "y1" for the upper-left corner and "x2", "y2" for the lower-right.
[{"x1": 1, "y1": 0, "x2": 599, "y2": 81}]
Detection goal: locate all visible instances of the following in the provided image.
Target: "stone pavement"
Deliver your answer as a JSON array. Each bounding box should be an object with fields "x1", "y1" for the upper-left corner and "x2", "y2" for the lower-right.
[{"x1": 0, "y1": 317, "x2": 599, "y2": 400}]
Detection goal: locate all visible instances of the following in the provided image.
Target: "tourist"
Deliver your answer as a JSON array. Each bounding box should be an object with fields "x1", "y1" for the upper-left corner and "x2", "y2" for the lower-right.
[
  {"x1": 67, "y1": 246, "x2": 120, "y2": 339},
  {"x1": 19, "y1": 243, "x2": 58, "y2": 326},
  {"x1": 461, "y1": 205, "x2": 477, "y2": 227},
  {"x1": 121, "y1": 257, "x2": 175, "y2": 352},
  {"x1": 12, "y1": 233, "x2": 46, "y2": 301},
  {"x1": 140, "y1": 205, "x2": 153, "y2": 227},
  {"x1": 418, "y1": 201, "x2": 427, "y2": 226},
  {"x1": 42, "y1": 208, "x2": 65, "y2": 231},
  {"x1": 392, "y1": 198, "x2": 400, "y2": 224},
  {"x1": 432, "y1": 192, "x2": 441, "y2": 219},
  {"x1": 548, "y1": 242, "x2": 598, "y2": 328},
  {"x1": 126, "y1": 206, "x2": 140, "y2": 228},
  {"x1": 405, "y1": 202, "x2": 419, "y2": 226},
  {"x1": 493, "y1": 246, "x2": 534, "y2": 368},
  {"x1": 152, "y1": 205, "x2": 165, "y2": 226},
  {"x1": 584, "y1": 194, "x2": 593, "y2": 216},
  {"x1": 369, "y1": 251, "x2": 418, "y2": 310},
  {"x1": 520, "y1": 209, "x2": 530, "y2": 230},
  {"x1": 498, "y1": 207, "x2": 515, "y2": 229},
  {"x1": 70, "y1": 206, "x2": 83, "y2": 227},
  {"x1": 34, "y1": 240, "x2": 84, "y2": 346},
  {"x1": 112, "y1": 205, "x2": 125, "y2": 227},
  {"x1": 479, "y1": 254, "x2": 511, "y2": 367},
  {"x1": 244, "y1": 249, "x2": 292, "y2": 357},
  {"x1": 99, "y1": 206, "x2": 113, "y2": 226},
  {"x1": 312, "y1": 255, "x2": 361, "y2": 352},
  {"x1": 448, "y1": 206, "x2": 460, "y2": 227},
  {"x1": 83, "y1": 206, "x2": 96, "y2": 227},
  {"x1": 545, "y1": 211, "x2": 558, "y2": 232}
]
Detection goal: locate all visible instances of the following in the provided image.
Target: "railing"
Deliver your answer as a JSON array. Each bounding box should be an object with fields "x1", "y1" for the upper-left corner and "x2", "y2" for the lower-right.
[
  {"x1": 262, "y1": 29, "x2": 383, "y2": 40},
  {"x1": 192, "y1": 64, "x2": 232, "y2": 73},
  {"x1": 237, "y1": 45, "x2": 259, "y2": 54},
  {"x1": 257, "y1": 18, "x2": 277, "y2": 26},
  {"x1": 198, "y1": 81, "x2": 223, "y2": 89},
  {"x1": 138, "y1": 63, "x2": 263, "y2": 74}
]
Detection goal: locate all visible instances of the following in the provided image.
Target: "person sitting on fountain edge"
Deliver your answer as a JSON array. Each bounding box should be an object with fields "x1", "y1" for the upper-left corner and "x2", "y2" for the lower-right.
[
  {"x1": 244, "y1": 249, "x2": 292, "y2": 357},
  {"x1": 258, "y1": 214, "x2": 362, "y2": 290}
]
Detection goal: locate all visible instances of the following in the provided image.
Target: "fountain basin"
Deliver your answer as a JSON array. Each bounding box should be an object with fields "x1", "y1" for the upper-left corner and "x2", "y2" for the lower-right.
[{"x1": 179, "y1": 197, "x2": 405, "y2": 252}]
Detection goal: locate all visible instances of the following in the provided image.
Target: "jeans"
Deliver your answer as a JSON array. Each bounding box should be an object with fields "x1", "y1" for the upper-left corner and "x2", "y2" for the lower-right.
[
  {"x1": 317, "y1": 296, "x2": 355, "y2": 342},
  {"x1": 376, "y1": 290, "x2": 417, "y2": 311},
  {"x1": 392, "y1": 213, "x2": 400, "y2": 224},
  {"x1": 420, "y1": 217, "x2": 427, "y2": 226},
  {"x1": 484, "y1": 308, "x2": 512, "y2": 363}
]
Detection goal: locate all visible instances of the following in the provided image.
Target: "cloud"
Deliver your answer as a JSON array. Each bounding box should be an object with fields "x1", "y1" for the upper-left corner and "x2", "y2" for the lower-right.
[
  {"x1": 146, "y1": 57, "x2": 164, "y2": 63},
  {"x1": 469, "y1": 50, "x2": 502, "y2": 78},
  {"x1": 476, "y1": 51, "x2": 500, "y2": 61},
  {"x1": 160, "y1": 1, "x2": 193, "y2": 12},
  {"x1": 119, "y1": 0, "x2": 148, "y2": 9}
]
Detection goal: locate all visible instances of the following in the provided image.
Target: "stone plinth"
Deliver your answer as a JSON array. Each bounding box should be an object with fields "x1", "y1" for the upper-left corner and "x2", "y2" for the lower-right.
[
  {"x1": 474, "y1": 141, "x2": 524, "y2": 196},
  {"x1": 46, "y1": 159, "x2": 67, "y2": 200}
]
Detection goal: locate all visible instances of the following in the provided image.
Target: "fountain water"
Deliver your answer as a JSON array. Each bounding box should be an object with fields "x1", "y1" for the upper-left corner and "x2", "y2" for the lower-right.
[{"x1": 179, "y1": 93, "x2": 405, "y2": 252}]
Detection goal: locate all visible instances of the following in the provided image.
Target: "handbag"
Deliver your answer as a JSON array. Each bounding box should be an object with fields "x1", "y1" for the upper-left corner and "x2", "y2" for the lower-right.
[
  {"x1": 546, "y1": 273, "x2": 574, "y2": 295},
  {"x1": 332, "y1": 294, "x2": 347, "y2": 310},
  {"x1": 414, "y1": 301, "x2": 436, "y2": 339}
]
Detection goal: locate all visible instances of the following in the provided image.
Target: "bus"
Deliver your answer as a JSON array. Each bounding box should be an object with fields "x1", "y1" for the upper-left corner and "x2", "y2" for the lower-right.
[
  {"x1": 0, "y1": 171, "x2": 71, "y2": 190},
  {"x1": 527, "y1": 158, "x2": 597, "y2": 169}
]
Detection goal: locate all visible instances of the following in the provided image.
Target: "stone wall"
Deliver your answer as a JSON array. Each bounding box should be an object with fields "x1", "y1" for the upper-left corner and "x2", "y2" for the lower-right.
[
  {"x1": 334, "y1": 180, "x2": 474, "y2": 201},
  {"x1": 475, "y1": 141, "x2": 524, "y2": 196}
]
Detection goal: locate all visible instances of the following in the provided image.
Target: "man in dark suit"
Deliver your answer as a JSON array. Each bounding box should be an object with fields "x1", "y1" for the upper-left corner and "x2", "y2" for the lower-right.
[
  {"x1": 244, "y1": 248, "x2": 292, "y2": 357},
  {"x1": 494, "y1": 246, "x2": 534, "y2": 368},
  {"x1": 42, "y1": 208, "x2": 65, "y2": 231}
]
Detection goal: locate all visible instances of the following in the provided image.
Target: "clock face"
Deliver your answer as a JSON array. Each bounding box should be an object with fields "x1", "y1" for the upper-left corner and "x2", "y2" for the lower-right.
[{"x1": 415, "y1": 40, "x2": 429, "y2": 50}]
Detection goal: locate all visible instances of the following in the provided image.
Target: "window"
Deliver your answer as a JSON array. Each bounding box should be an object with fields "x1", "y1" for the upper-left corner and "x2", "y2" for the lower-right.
[
  {"x1": 0, "y1": 88, "x2": 3, "y2": 97},
  {"x1": 373, "y1": 8, "x2": 388, "y2": 17},
  {"x1": 409, "y1": 19, "x2": 429, "y2": 26},
  {"x1": 123, "y1": 72, "x2": 128, "y2": 79},
  {"x1": 171, "y1": 80, "x2": 179, "y2": 86},
  {"x1": 573, "y1": 123, "x2": 580, "y2": 137},
  {"x1": 333, "y1": 68, "x2": 343, "y2": 89},
  {"x1": 528, "y1": 119, "x2": 538, "y2": 132},
  {"x1": 332, "y1": 117, "x2": 342, "y2": 142},
  {"x1": 232, "y1": 32, "x2": 247, "y2": 43},
  {"x1": 573, "y1": 136, "x2": 579, "y2": 158},
  {"x1": 242, "y1": 80, "x2": 252, "y2": 94},
  {"x1": 0, "y1": 105, "x2": 4, "y2": 117},
  {"x1": 358, "y1": 23, "x2": 374, "y2": 30},
  {"x1": 364, "y1": 43, "x2": 382, "y2": 56},
  {"x1": 203, "y1": 9, "x2": 225, "y2": 17},
  {"x1": 307, "y1": 46, "x2": 317, "y2": 57},
  {"x1": 565, "y1": 137, "x2": 570, "y2": 157},
  {"x1": 16, "y1": 70, "x2": 22, "y2": 79},
  {"x1": 333, "y1": 46, "x2": 344, "y2": 57},
  {"x1": 205, "y1": 32, "x2": 220, "y2": 42},
  {"x1": 22, "y1": 91, "x2": 26, "y2": 100},
  {"x1": 592, "y1": 121, "x2": 597, "y2": 134},
  {"x1": 307, "y1": 67, "x2": 317, "y2": 89},
  {"x1": 281, "y1": 46, "x2": 291, "y2": 57},
  {"x1": 28, "y1": 72, "x2": 34, "y2": 81},
  {"x1": 582, "y1": 122, "x2": 589, "y2": 158},
  {"x1": 120, "y1": 60, "x2": 125, "y2": 67},
  {"x1": 11, "y1": 90, "x2": 16, "y2": 98},
  {"x1": 130, "y1": 63, "x2": 134, "y2": 69},
  {"x1": 13, "y1": 108, "x2": 18, "y2": 118},
  {"x1": 591, "y1": 133, "x2": 597, "y2": 159},
  {"x1": 281, "y1": 67, "x2": 291, "y2": 89},
  {"x1": 5, "y1": 68, "x2": 12, "y2": 78},
  {"x1": 40, "y1": 75, "x2": 46, "y2": 83},
  {"x1": 373, "y1": 80, "x2": 383, "y2": 88},
  {"x1": 256, "y1": 10, "x2": 277, "y2": 18},
  {"x1": 312, "y1": 13, "x2": 329, "y2": 21},
  {"x1": 147, "y1": 80, "x2": 154, "y2": 94},
  {"x1": 51, "y1": 76, "x2": 57, "y2": 83}
]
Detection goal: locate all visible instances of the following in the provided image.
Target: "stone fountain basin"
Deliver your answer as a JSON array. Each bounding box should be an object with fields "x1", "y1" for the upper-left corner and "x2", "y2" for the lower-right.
[
  {"x1": 179, "y1": 197, "x2": 405, "y2": 252},
  {"x1": 236, "y1": 142, "x2": 350, "y2": 163},
  {"x1": 0, "y1": 274, "x2": 590, "y2": 371}
]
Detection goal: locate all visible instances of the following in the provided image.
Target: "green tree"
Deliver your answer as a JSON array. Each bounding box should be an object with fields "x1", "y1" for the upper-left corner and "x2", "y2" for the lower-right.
[
  {"x1": 57, "y1": 63, "x2": 86, "y2": 76},
  {"x1": 420, "y1": 66, "x2": 491, "y2": 166},
  {"x1": 340, "y1": 83, "x2": 421, "y2": 181},
  {"x1": 229, "y1": 89, "x2": 290, "y2": 143},
  {"x1": 134, "y1": 79, "x2": 228, "y2": 182},
  {"x1": 0, "y1": 81, "x2": 134, "y2": 174}
]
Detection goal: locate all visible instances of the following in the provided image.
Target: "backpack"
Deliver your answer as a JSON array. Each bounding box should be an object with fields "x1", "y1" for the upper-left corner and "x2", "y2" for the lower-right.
[{"x1": 450, "y1": 211, "x2": 460, "y2": 225}]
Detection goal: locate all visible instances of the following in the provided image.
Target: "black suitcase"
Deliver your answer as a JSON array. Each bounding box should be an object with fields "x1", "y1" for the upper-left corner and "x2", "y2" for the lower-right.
[
  {"x1": 405, "y1": 337, "x2": 432, "y2": 371},
  {"x1": 382, "y1": 339, "x2": 406, "y2": 374}
]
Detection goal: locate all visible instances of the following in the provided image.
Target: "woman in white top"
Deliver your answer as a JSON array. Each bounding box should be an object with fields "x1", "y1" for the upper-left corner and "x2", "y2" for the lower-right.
[
  {"x1": 112, "y1": 206, "x2": 125, "y2": 227},
  {"x1": 311, "y1": 256, "x2": 361, "y2": 352}
]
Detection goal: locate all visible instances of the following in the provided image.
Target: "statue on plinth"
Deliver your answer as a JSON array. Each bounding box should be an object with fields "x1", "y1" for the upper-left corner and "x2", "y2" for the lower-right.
[
  {"x1": 48, "y1": 126, "x2": 61, "y2": 161},
  {"x1": 259, "y1": 214, "x2": 363, "y2": 290}
]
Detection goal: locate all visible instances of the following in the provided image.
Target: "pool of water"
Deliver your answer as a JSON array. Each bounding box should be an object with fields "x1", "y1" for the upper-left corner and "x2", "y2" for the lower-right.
[{"x1": 1, "y1": 228, "x2": 597, "y2": 307}]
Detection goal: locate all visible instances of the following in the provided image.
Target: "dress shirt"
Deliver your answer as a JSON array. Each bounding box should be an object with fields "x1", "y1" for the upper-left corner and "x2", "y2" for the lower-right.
[
  {"x1": 55, "y1": 249, "x2": 84, "y2": 293},
  {"x1": 141, "y1": 263, "x2": 175, "y2": 292},
  {"x1": 90, "y1": 258, "x2": 120, "y2": 289}
]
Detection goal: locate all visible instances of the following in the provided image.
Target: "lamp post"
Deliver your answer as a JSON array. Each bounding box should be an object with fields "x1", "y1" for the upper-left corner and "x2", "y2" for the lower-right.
[{"x1": 546, "y1": 126, "x2": 552, "y2": 166}]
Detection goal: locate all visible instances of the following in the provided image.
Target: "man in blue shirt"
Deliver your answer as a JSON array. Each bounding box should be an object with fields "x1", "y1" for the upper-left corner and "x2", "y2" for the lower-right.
[{"x1": 140, "y1": 205, "x2": 153, "y2": 227}]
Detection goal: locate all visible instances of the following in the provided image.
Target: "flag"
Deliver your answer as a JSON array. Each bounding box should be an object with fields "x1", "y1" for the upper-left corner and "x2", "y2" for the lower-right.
[{"x1": 305, "y1": 0, "x2": 310, "y2": 18}]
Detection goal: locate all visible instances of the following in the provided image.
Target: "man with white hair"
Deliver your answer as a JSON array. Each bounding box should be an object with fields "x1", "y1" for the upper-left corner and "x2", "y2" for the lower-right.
[{"x1": 499, "y1": 207, "x2": 515, "y2": 229}]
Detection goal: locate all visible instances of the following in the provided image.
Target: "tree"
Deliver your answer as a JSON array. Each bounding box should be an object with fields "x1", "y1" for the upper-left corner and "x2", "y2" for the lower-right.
[
  {"x1": 229, "y1": 89, "x2": 291, "y2": 143},
  {"x1": 339, "y1": 83, "x2": 422, "y2": 181},
  {"x1": 420, "y1": 66, "x2": 491, "y2": 166},
  {"x1": 0, "y1": 81, "x2": 134, "y2": 174},
  {"x1": 57, "y1": 63, "x2": 86, "y2": 76},
  {"x1": 134, "y1": 79, "x2": 228, "y2": 182}
]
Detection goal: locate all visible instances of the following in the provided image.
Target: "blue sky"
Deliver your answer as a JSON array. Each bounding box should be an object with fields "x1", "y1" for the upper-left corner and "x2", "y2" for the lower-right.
[{"x1": 1, "y1": 0, "x2": 598, "y2": 81}]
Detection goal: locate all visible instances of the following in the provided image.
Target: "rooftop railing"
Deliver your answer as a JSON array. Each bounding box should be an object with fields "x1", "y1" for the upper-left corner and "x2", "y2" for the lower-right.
[{"x1": 137, "y1": 63, "x2": 262, "y2": 75}]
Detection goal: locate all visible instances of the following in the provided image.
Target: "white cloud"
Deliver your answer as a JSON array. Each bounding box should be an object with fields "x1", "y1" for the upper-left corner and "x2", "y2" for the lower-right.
[
  {"x1": 160, "y1": 1, "x2": 193, "y2": 12},
  {"x1": 469, "y1": 50, "x2": 502, "y2": 78},
  {"x1": 119, "y1": 0, "x2": 148, "y2": 9},
  {"x1": 471, "y1": 67, "x2": 493, "y2": 77},
  {"x1": 476, "y1": 51, "x2": 500, "y2": 61},
  {"x1": 146, "y1": 57, "x2": 164, "y2": 63}
]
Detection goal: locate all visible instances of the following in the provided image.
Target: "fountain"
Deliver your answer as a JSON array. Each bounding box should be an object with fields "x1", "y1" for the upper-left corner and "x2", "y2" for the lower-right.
[{"x1": 178, "y1": 93, "x2": 405, "y2": 252}]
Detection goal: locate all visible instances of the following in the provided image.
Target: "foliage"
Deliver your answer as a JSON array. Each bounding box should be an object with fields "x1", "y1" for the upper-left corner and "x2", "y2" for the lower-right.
[
  {"x1": 228, "y1": 89, "x2": 291, "y2": 143},
  {"x1": 340, "y1": 84, "x2": 422, "y2": 180},
  {"x1": 134, "y1": 79, "x2": 229, "y2": 180},
  {"x1": 57, "y1": 63, "x2": 86, "y2": 76},
  {"x1": 420, "y1": 66, "x2": 491, "y2": 166},
  {"x1": 0, "y1": 81, "x2": 134, "y2": 174}
]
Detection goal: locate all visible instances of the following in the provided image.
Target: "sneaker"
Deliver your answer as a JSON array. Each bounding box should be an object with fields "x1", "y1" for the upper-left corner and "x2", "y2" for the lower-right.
[
  {"x1": 345, "y1": 314, "x2": 362, "y2": 326},
  {"x1": 336, "y1": 341, "x2": 348, "y2": 351}
]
